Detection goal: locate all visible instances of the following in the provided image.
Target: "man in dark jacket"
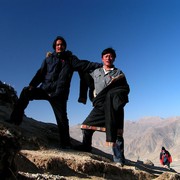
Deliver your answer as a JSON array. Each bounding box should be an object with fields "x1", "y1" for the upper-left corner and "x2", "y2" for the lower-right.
[
  {"x1": 9, "y1": 36, "x2": 101, "y2": 149},
  {"x1": 75, "y1": 48, "x2": 130, "y2": 166}
]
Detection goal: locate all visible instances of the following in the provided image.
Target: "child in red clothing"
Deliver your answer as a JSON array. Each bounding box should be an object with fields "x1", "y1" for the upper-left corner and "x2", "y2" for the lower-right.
[{"x1": 160, "y1": 146, "x2": 172, "y2": 168}]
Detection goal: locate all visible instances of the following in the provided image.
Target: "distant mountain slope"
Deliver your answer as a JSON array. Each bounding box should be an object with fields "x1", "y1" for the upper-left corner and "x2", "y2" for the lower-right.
[
  {"x1": 124, "y1": 117, "x2": 180, "y2": 162},
  {"x1": 70, "y1": 117, "x2": 180, "y2": 172}
]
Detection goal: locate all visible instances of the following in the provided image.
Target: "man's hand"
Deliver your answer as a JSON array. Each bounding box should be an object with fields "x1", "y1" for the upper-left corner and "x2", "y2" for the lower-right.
[
  {"x1": 46, "y1": 51, "x2": 52, "y2": 58},
  {"x1": 110, "y1": 74, "x2": 124, "y2": 84}
]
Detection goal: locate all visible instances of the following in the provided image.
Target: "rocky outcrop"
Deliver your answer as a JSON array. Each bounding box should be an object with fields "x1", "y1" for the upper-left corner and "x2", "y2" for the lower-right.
[
  {"x1": 0, "y1": 81, "x2": 18, "y2": 107},
  {"x1": 0, "y1": 127, "x2": 21, "y2": 179}
]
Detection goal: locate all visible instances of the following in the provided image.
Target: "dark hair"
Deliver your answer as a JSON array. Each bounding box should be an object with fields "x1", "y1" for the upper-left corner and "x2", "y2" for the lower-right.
[
  {"x1": 101, "y1": 47, "x2": 116, "y2": 58},
  {"x1": 162, "y1": 147, "x2": 165, "y2": 151},
  {"x1": 52, "y1": 36, "x2": 67, "y2": 50}
]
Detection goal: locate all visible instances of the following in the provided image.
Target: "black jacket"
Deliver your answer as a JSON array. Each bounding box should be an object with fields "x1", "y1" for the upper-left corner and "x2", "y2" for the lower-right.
[
  {"x1": 29, "y1": 51, "x2": 102, "y2": 100},
  {"x1": 92, "y1": 75, "x2": 130, "y2": 108},
  {"x1": 78, "y1": 71, "x2": 130, "y2": 105}
]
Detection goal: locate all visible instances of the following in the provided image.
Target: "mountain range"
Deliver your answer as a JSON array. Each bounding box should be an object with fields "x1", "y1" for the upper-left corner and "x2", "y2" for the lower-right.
[{"x1": 70, "y1": 116, "x2": 180, "y2": 171}]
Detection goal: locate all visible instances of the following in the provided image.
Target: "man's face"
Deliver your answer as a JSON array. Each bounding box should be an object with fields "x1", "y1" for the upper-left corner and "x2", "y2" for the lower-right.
[
  {"x1": 55, "y1": 39, "x2": 66, "y2": 53},
  {"x1": 102, "y1": 53, "x2": 115, "y2": 67}
]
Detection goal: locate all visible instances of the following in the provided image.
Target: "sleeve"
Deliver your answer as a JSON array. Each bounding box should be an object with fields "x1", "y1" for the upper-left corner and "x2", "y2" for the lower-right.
[
  {"x1": 168, "y1": 156, "x2": 172, "y2": 163},
  {"x1": 159, "y1": 153, "x2": 163, "y2": 165},
  {"x1": 29, "y1": 59, "x2": 47, "y2": 87},
  {"x1": 78, "y1": 71, "x2": 94, "y2": 104},
  {"x1": 167, "y1": 151, "x2": 172, "y2": 163},
  {"x1": 78, "y1": 71, "x2": 89, "y2": 104},
  {"x1": 68, "y1": 52, "x2": 102, "y2": 72}
]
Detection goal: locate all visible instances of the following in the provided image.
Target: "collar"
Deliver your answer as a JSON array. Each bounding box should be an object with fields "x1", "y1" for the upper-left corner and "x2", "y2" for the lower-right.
[{"x1": 103, "y1": 67, "x2": 114, "y2": 74}]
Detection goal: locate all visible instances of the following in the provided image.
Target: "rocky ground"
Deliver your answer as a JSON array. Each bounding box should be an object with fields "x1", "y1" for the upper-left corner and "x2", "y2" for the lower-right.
[
  {"x1": 0, "y1": 114, "x2": 179, "y2": 180},
  {"x1": 0, "y1": 86, "x2": 180, "y2": 180},
  {"x1": 1, "y1": 82, "x2": 180, "y2": 179}
]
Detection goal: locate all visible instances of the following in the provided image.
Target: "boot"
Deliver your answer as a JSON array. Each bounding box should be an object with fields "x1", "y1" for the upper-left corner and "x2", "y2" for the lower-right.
[
  {"x1": 112, "y1": 136, "x2": 125, "y2": 166},
  {"x1": 73, "y1": 129, "x2": 94, "y2": 152}
]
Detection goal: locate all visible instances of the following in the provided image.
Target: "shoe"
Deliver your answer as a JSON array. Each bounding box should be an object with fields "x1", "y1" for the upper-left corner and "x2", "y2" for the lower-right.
[
  {"x1": 9, "y1": 109, "x2": 24, "y2": 126},
  {"x1": 59, "y1": 145, "x2": 72, "y2": 150},
  {"x1": 59, "y1": 142, "x2": 72, "y2": 150},
  {"x1": 14, "y1": 120, "x2": 23, "y2": 126},
  {"x1": 73, "y1": 144, "x2": 92, "y2": 152},
  {"x1": 112, "y1": 141, "x2": 125, "y2": 166},
  {"x1": 7, "y1": 115, "x2": 23, "y2": 126},
  {"x1": 115, "y1": 162, "x2": 124, "y2": 167},
  {"x1": 5, "y1": 119, "x2": 14, "y2": 124},
  {"x1": 7, "y1": 118, "x2": 22, "y2": 126},
  {"x1": 5, "y1": 118, "x2": 22, "y2": 126}
]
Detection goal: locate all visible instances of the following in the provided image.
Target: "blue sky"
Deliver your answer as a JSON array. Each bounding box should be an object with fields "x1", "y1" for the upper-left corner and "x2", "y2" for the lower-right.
[{"x1": 0, "y1": 0, "x2": 180, "y2": 125}]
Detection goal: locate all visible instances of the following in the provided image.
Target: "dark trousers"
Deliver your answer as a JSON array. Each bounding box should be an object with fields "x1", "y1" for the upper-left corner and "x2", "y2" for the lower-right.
[
  {"x1": 81, "y1": 85, "x2": 127, "y2": 154},
  {"x1": 10, "y1": 87, "x2": 70, "y2": 147},
  {"x1": 82, "y1": 91, "x2": 125, "y2": 143},
  {"x1": 82, "y1": 107, "x2": 124, "y2": 143}
]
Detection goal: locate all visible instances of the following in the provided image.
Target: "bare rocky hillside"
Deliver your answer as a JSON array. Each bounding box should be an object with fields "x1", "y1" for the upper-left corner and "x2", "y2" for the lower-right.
[
  {"x1": 0, "y1": 110, "x2": 179, "y2": 180},
  {"x1": 70, "y1": 117, "x2": 180, "y2": 171},
  {"x1": 0, "y1": 83, "x2": 180, "y2": 179}
]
